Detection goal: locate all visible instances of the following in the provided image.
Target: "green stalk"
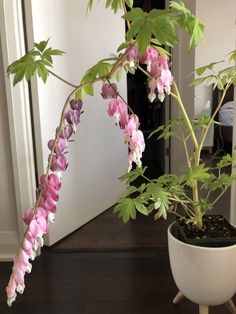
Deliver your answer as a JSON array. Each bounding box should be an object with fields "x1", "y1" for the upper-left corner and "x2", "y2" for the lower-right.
[
  {"x1": 171, "y1": 82, "x2": 199, "y2": 151},
  {"x1": 171, "y1": 82, "x2": 203, "y2": 228}
]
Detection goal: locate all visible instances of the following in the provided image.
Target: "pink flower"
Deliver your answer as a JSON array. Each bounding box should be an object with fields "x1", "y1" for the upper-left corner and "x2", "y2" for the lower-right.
[
  {"x1": 43, "y1": 184, "x2": 59, "y2": 202},
  {"x1": 140, "y1": 47, "x2": 158, "y2": 71},
  {"x1": 148, "y1": 78, "x2": 157, "y2": 103},
  {"x1": 38, "y1": 195, "x2": 57, "y2": 213},
  {"x1": 124, "y1": 114, "x2": 140, "y2": 140},
  {"x1": 50, "y1": 154, "x2": 68, "y2": 172},
  {"x1": 107, "y1": 99, "x2": 128, "y2": 128},
  {"x1": 128, "y1": 130, "x2": 145, "y2": 171},
  {"x1": 101, "y1": 83, "x2": 118, "y2": 99},
  {"x1": 6, "y1": 277, "x2": 17, "y2": 307},
  {"x1": 40, "y1": 173, "x2": 61, "y2": 190},
  {"x1": 48, "y1": 138, "x2": 67, "y2": 154},
  {"x1": 59, "y1": 125, "x2": 73, "y2": 139},
  {"x1": 161, "y1": 69, "x2": 173, "y2": 94},
  {"x1": 147, "y1": 56, "x2": 173, "y2": 103},
  {"x1": 126, "y1": 45, "x2": 139, "y2": 67},
  {"x1": 70, "y1": 99, "x2": 83, "y2": 112},
  {"x1": 64, "y1": 109, "x2": 81, "y2": 132},
  {"x1": 149, "y1": 59, "x2": 162, "y2": 78},
  {"x1": 23, "y1": 208, "x2": 34, "y2": 225},
  {"x1": 107, "y1": 99, "x2": 118, "y2": 116}
]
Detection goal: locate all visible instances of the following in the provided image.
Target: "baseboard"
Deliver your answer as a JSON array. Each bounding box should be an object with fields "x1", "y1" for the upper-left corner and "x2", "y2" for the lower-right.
[{"x1": 0, "y1": 231, "x2": 19, "y2": 261}]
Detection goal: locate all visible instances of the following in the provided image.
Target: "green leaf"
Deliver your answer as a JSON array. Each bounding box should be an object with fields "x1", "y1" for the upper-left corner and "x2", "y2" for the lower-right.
[
  {"x1": 170, "y1": 0, "x2": 204, "y2": 51},
  {"x1": 84, "y1": 82, "x2": 94, "y2": 96},
  {"x1": 75, "y1": 88, "x2": 83, "y2": 101},
  {"x1": 155, "y1": 46, "x2": 171, "y2": 57},
  {"x1": 114, "y1": 198, "x2": 136, "y2": 223},
  {"x1": 195, "y1": 61, "x2": 224, "y2": 76},
  {"x1": 105, "y1": 0, "x2": 123, "y2": 13},
  {"x1": 117, "y1": 41, "x2": 131, "y2": 52},
  {"x1": 187, "y1": 164, "x2": 210, "y2": 187},
  {"x1": 123, "y1": 7, "x2": 145, "y2": 22},
  {"x1": 86, "y1": 0, "x2": 94, "y2": 12},
  {"x1": 121, "y1": 185, "x2": 138, "y2": 198},
  {"x1": 36, "y1": 62, "x2": 49, "y2": 83},
  {"x1": 125, "y1": 0, "x2": 133, "y2": 9},
  {"x1": 34, "y1": 39, "x2": 49, "y2": 53},
  {"x1": 116, "y1": 67, "x2": 123, "y2": 81},
  {"x1": 134, "y1": 201, "x2": 148, "y2": 215},
  {"x1": 13, "y1": 67, "x2": 25, "y2": 86},
  {"x1": 228, "y1": 50, "x2": 236, "y2": 63},
  {"x1": 136, "y1": 20, "x2": 152, "y2": 55}
]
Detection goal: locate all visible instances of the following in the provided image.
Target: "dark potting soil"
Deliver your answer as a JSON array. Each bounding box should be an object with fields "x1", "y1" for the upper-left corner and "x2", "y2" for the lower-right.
[{"x1": 177, "y1": 215, "x2": 236, "y2": 240}]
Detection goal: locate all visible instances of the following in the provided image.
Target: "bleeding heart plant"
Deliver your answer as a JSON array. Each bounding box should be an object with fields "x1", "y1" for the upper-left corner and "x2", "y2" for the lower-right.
[{"x1": 5, "y1": 0, "x2": 236, "y2": 307}]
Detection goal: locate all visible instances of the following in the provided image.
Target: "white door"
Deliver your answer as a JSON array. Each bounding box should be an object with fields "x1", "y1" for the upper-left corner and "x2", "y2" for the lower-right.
[{"x1": 24, "y1": 0, "x2": 128, "y2": 245}]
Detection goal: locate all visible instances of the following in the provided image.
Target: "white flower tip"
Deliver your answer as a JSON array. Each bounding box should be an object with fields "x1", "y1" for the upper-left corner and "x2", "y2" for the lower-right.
[
  {"x1": 7, "y1": 297, "x2": 16, "y2": 307},
  {"x1": 148, "y1": 92, "x2": 156, "y2": 103},
  {"x1": 26, "y1": 263, "x2": 32, "y2": 273},
  {"x1": 129, "y1": 60, "x2": 135, "y2": 68},
  {"x1": 48, "y1": 212, "x2": 55, "y2": 223},
  {"x1": 158, "y1": 92, "x2": 165, "y2": 102},
  {"x1": 37, "y1": 235, "x2": 44, "y2": 247},
  {"x1": 30, "y1": 250, "x2": 36, "y2": 261},
  {"x1": 16, "y1": 284, "x2": 25, "y2": 294}
]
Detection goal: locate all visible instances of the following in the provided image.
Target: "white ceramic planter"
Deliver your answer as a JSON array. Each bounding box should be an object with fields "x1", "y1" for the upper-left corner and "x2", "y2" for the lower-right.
[{"x1": 168, "y1": 223, "x2": 236, "y2": 306}]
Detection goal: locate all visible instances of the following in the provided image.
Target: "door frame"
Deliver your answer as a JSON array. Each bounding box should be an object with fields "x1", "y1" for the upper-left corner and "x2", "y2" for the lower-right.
[{"x1": 0, "y1": 0, "x2": 36, "y2": 240}]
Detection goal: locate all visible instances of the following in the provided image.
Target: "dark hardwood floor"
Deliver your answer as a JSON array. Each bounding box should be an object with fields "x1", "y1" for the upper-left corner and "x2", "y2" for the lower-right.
[{"x1": 0, "y1": 154, "x2": 233, "y2": 313}]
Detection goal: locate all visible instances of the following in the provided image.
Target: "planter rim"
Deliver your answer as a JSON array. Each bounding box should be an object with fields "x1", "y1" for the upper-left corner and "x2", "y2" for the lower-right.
[{"x1": 168, "y1": 222, "x2": 236, "y2": 251}]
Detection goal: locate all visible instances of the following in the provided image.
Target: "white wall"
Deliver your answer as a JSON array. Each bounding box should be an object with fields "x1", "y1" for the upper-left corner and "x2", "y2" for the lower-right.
[
  {"x1": 195, "y1": 0, "x2": 236, "y2": 118},
  {"x1": 26, "y1": 0, "x2": 128, "y2": 244},
  {"x1": 0, "y1": 35, "x2": 19, "y2": 260}
]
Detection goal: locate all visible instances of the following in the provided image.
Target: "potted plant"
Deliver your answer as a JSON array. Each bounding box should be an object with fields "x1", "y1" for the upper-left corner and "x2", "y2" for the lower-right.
[{"x1": 4, "y1": 0, "x2": 236, "y2": 312}]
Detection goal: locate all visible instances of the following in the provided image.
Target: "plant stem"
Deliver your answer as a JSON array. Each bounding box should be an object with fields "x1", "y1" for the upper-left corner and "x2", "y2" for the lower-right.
[
  {"x1": 137, "y1": 64, "x2": 151, "y2": 78},
  {"x1": 182, "y1": 135, "x2": 191, "y2": 168},
  {"x1": 198, "y1": 86, "x2": 228, "y2": 152},
  {"x1": 212, "y1": 186, "x2": 229, "y2": 206},
  {"x1": 48, "y1": 69, "x2": 77, "y2": 88},
  {"x1": 121, "y1": 0, "x2": 131, "y2": 29},
  {"x1": 171, "y1": 82, "x2": 199, "y2": 151}
]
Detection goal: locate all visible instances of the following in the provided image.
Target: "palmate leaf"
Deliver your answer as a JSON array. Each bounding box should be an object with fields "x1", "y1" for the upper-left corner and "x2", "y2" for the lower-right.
[
  {"x1": 195, "y1": 61, "x2": 224, "y2": 76},
  {"x1": 149, "y1": 119, "x2": 187, "y2": 140},
  {"x1": 186, "y1": 164, "x2": 210, "y2": 187},
  {"x1": 124, "y1": 8, "x2": 177, "y2": 55},
  {"x1": 119, "y1": 166, "x2": 148, "y2": 184},
  {"x1": 170, "y1": 0, "x2": 204, "y2": 51},
  {"x1": 192, "y1": 115, "x2": 211, "y2": 131},
  {"x1": 78, "y1": 59, "x2": 114, "y2": 97},
  {"x1": 7, "y1": 40, "x2": 64, "y2": 85},
  {"x1": 114, "y1": 198, "x2": 136, "y2": 223}
]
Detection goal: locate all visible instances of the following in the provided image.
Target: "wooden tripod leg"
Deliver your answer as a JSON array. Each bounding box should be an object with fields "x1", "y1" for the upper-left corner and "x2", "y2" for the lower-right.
[
  {"x1": 173, "y1": 291, "x2": 184, "y2": 304},
  {"x1": 225, "y1": 299, "x2": 236, "y2": 314},
  {"x1": 199, "y1": 305, "x2": 209, "y2": 314}
]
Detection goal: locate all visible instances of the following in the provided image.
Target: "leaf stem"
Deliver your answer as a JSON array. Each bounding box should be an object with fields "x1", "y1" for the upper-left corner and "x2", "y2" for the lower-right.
[{"x1": 48, "y1": 69, "x2": 77, "y2": 88}]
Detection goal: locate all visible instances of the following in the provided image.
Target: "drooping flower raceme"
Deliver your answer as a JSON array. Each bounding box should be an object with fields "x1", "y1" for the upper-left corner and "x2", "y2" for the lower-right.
[
  {"x1": 103, "y1": 82, "x2": 145, "y2": 171},
  {"x1": 6, "y1": 99, "x2": 83, "y2": 307},
  {"x1": 141, "y1": 47, "x2": 173, "y2": 103}
]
